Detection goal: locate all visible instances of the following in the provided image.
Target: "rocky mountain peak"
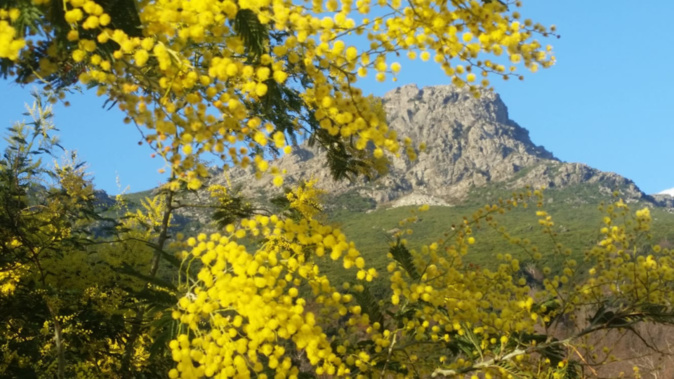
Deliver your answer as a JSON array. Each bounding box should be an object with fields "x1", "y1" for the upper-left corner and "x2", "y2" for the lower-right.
[
  {"x1": 384, "y1": 84, "x2": 511, "y2": 125},
  {"x1": 221, "y1": 84, "x2": 647, "y2": 207},
  {"x1": 383, "y1": 84, "x2": 554, "y2": 160}
]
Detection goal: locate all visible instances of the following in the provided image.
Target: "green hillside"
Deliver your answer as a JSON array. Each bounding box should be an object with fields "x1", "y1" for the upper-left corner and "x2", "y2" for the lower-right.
[{"x1": 323, "y1": 183, "x2": 674, "y2": 289}]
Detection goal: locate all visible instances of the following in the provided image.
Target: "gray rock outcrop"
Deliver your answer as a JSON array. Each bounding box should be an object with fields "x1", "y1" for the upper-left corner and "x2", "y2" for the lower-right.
[{"x1": 215, "y1": 84, "x2": 647, "y2": 207}]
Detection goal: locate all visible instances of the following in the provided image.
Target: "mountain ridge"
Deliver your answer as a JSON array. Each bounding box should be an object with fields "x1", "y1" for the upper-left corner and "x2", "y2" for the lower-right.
[
  {"x1": 215, "y1": 84, "x2": 649, "y2": 208},
  {"x1": 658, "y1": 188, "x2": 674, "y2": 196}
]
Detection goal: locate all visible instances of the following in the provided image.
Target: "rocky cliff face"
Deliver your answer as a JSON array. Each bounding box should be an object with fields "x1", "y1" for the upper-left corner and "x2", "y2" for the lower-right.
[{"x1": 218, "y1": 84, "x2": 647, "y2": 207}]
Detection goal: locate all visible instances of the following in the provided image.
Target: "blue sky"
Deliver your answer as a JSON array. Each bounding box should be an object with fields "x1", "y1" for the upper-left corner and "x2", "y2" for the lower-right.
[{"x1": 1, "y1": 1, "x2": 672, "y2": 195}]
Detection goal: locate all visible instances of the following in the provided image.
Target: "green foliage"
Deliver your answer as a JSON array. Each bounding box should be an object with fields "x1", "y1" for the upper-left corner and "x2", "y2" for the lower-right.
[
  {"x1": 349, "y1": 284, "x2": 384, "y2": 326},
  {"x1": 211, "y1": 187, "x2": 256, "y2": 228},
  {"x1": 0, "y1": 95, "x2": 183, "y2": 378},
  {"x1": 388, "y1": 239, "x2": 420, "y2": 281},
  {"x1": 233, "y1": 9, "x2": 267, "y2": 63}
]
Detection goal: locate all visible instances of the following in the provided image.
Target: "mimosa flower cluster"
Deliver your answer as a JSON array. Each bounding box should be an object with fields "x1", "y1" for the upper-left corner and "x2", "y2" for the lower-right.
[
  {"x1": 4, "y1": 0, "x2": 555, "y2": 189},
  {"x1": 171, "y1": 182, "x2": 375, "y2": 377}
]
